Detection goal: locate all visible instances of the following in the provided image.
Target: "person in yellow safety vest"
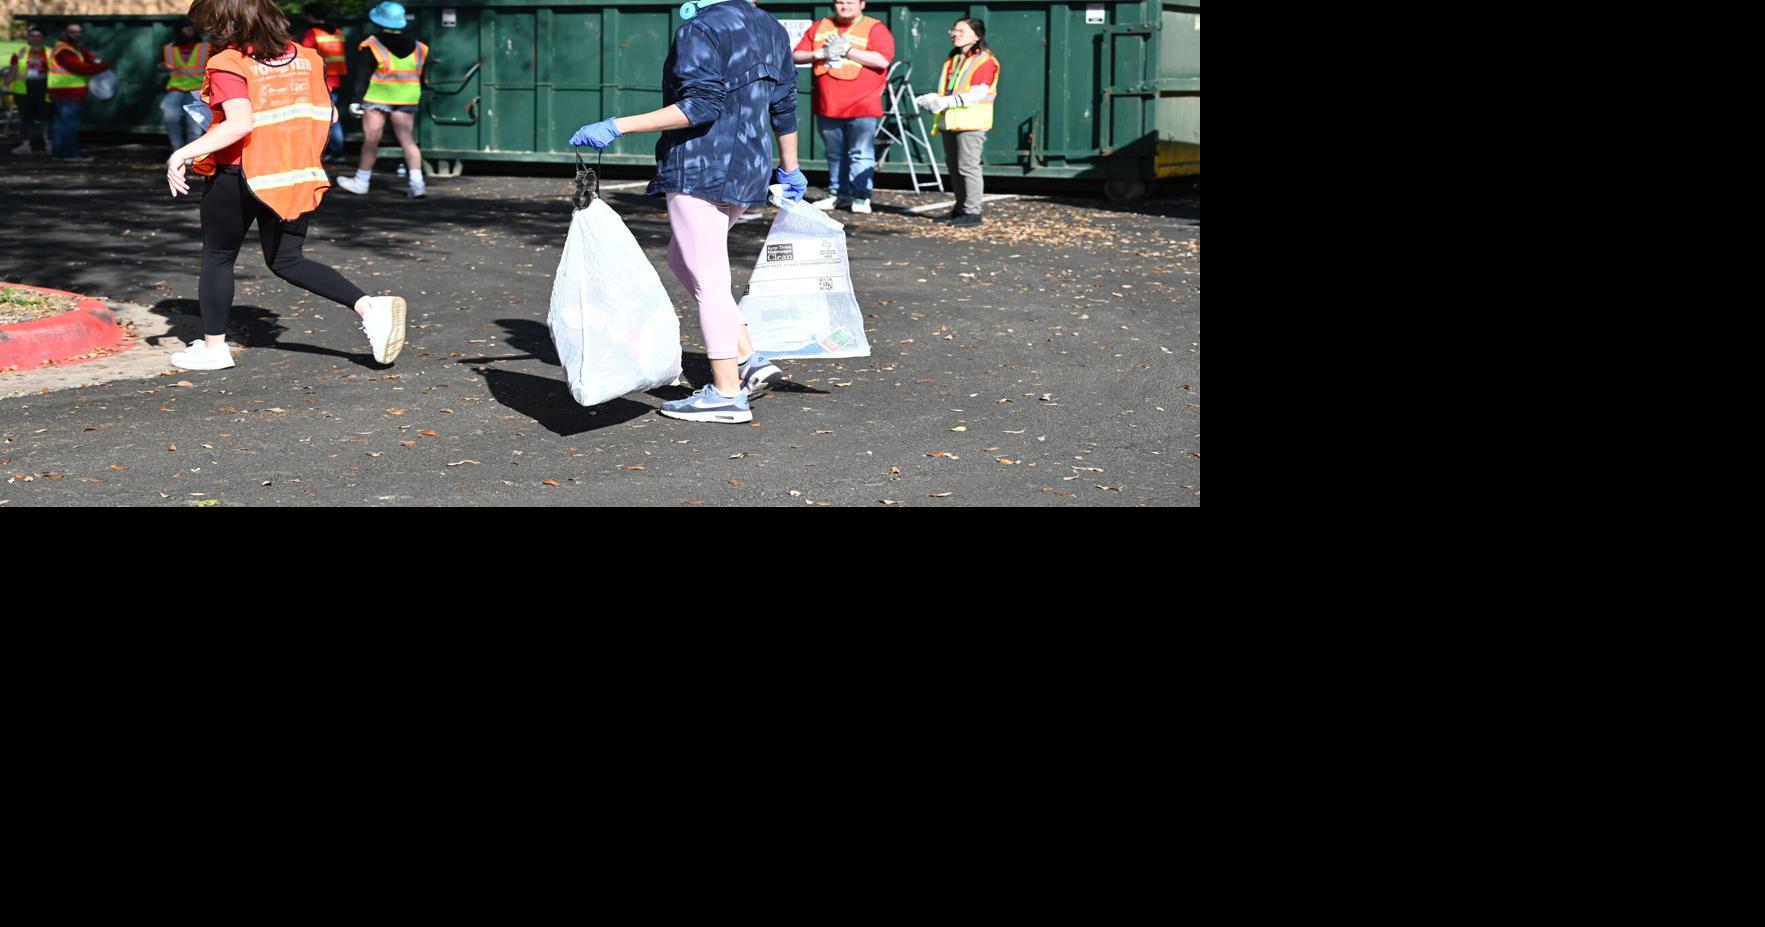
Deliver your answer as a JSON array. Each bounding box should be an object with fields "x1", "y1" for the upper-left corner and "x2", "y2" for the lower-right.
[
  {"x1": 336, "y1": 2, "x2": 427, "y2": 197},
  {"x1": 298, "y1": 3, "x2": 349, "y2": 162},
  {"x1": 915, "y1": 17, "x2": 998, "y2": 227},
  {"x1": 165, "y1": 0, "x2": 408, "y2": 373},
  {"x1": 156, "y1": 20, "x2": 209, "y2": 153},
  {"x1": 790, "y1": 0, "x2": 895, "y2": 214},
  {"x1": 7, "y1": 24, "x2": 53, "y2": 156},
  {"x1": 48, "y1": 21, "x2": 111, "y2": 162}
]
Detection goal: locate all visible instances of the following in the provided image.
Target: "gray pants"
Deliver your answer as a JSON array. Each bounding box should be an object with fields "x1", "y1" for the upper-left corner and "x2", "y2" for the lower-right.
[{"x1": 942, "y1": 130, "x2": 987, "y2": 216}]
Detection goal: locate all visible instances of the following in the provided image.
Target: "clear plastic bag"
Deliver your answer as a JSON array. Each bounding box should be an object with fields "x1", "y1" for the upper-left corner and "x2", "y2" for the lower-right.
[
  {"x1": 738, "y1": 186, "x2": 872, "y2": 360},
  {"x1": 87, "y1": 70, "x2": 118, "y2": 101},
  {"x1": 547, "y1": 197, "x2": 683, "y2": 407}
]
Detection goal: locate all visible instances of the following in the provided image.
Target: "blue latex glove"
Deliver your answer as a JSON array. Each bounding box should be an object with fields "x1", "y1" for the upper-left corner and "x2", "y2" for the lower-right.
[
  {"x1": 775, "y1": 167, "x2": 808, "y2": 203},
  {"x1": 570, "y1": 117, "x2": 622, "y2": 149}
]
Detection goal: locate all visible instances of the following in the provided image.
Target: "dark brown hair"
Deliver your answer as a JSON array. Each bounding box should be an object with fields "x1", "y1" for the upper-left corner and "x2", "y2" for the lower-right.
[{"x1": 187, "y1": 0, "x2": 293, "y2": 61}]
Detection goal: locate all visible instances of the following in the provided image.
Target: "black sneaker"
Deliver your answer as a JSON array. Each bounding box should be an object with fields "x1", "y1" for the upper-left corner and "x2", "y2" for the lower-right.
[{"x1": 952, "y1": 214, "x2": 983, "y2": 228}]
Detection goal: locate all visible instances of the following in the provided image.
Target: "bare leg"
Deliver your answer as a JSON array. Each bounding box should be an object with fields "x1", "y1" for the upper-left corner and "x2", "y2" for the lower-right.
[
  {"x1": 389, "y1": 110, "x2": 422, "y2": 175},
  {"x1": 357, "y1": 107, "x2": 387, "y2": 173}
]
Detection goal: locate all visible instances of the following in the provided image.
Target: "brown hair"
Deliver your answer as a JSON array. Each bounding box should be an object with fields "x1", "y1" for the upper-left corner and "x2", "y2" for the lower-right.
[{"x1": 187, "y1": 0, "x2": 293, "y2": 61}]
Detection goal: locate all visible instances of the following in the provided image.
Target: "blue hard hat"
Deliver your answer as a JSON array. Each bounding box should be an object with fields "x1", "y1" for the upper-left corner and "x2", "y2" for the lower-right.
[{"x1": 369, "y1": 2, "x2": 408, "y2": 30}]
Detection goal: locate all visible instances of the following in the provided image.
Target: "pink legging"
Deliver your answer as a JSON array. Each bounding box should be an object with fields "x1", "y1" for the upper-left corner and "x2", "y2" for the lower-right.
[{"x1": 665, "y1": 192, "x2": 749, "y2": 361}]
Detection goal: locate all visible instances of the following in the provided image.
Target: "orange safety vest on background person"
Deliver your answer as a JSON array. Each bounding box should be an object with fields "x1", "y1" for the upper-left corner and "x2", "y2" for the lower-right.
[
  {"x1": 164, "y1": 41, "x2": 209, "y2": 92},
  {"x1": 810, "y1": 16, "x2": 879, "y2": 81},
  {"x1": 936, "y1": 51, "x2": 999, "y2": 133},
  {"x1": 311, "y1": 27, "x2": 347, "y2": 80},
  {"x1": 201, "y1": 46, "x2": 334, "y2": 221}
]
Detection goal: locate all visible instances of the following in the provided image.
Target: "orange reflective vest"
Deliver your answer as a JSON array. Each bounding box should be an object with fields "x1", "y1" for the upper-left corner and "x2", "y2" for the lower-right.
[
  {"x1": 202, "y1": 47, "x2": 334, "y2": 221},
  {"x1": 810, "y1": 16, "x2": 879, "y2": 81},
  {"x1": 311, "y1": 28, "x2": 347, "y2": 80},
  {"x1": 164, "y1": 41, "x2": 210, "y2": 92}
]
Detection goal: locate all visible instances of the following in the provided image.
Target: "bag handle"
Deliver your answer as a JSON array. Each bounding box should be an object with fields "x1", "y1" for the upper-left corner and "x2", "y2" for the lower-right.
[{"x1": 572, "y1": 148, "x2": 602, "y2": 211}]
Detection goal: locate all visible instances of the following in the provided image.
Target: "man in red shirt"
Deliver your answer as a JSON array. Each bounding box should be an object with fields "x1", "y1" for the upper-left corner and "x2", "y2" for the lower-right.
[
  {"x1": 792, "y1": 0, "x2": 893, "y2": 213},
  {"x1": 47, "y1": 21, "x2": 110, "y2": 162},
  {"x1": 298, "y1": 3, "x2": 349, "y2": 162}
]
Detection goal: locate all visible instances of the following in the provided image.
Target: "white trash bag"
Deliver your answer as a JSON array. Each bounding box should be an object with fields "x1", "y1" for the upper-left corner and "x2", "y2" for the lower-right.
[
  {"x1": 547, "y1": 181, "x2": 683, "y2": 407},
  {"x1": 738, "y1": 185, "x2": 872, "y2": 360},
  {"x1": 87, "y1": 70, "x2": 118, "y2": 101}
]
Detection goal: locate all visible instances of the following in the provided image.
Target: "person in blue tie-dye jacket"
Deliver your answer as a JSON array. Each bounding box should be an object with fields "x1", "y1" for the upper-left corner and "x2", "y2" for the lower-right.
[{"x1": 571, "y1": 0, "x2": 805, "y2": 425}]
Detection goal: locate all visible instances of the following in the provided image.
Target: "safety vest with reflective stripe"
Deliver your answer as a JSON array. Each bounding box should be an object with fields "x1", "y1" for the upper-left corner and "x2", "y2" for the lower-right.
[
  {"x1": 9, "y1": 47, "x2": 49, "y2": 96},
  {"x1": 47, "y1": 42, "x2": 93, "y2": 91},
  {"x1": 936, "y1": 50, "x2": 998, "y2": 133},
  {"x1": 164, "y1": 41, "x2": 209, "y2": 92},
  {"x1": 311, "y1": 28, "x2": 347, "y2": 79},
  {"x1": 361, "y1": 36, "x2": 426, "y2": 106},
  {"x1": 810, "y1": 16, "x2": 879, "y2": 82},
  {"x1": 203, "y1": 47, "x2": 334, "y2": 221}
]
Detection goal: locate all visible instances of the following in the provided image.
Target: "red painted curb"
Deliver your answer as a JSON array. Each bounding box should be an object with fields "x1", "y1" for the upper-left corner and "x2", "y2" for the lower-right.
[{"x1": 0, "y1": 284, "x2": 132, "y2": 372}]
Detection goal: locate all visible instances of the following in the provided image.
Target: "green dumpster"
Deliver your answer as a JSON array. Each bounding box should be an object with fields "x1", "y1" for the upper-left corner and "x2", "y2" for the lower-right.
[
  {"x1": 400, "y1": 0, "x2": 1197, "y2": 195},
  {"x1": 53, "y1": 14, "x2": 371, "y2": 137}
]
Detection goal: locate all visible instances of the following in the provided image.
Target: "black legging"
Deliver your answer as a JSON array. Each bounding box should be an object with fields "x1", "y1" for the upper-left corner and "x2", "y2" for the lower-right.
[{"x1": 199, "y1": 168, "x2": 367, "y2": 336}]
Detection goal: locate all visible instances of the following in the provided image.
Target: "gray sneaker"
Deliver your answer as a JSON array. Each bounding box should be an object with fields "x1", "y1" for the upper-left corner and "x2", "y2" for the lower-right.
[
  {"x1": 659, "y1": 384, "x2": 752, "y2": 423},
  {"x1": 738, "y1": 352, "x2": 782, "y2": 395}
]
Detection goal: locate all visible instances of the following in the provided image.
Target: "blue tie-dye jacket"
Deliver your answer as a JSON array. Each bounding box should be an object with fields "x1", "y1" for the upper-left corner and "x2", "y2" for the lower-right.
[{"x1": 645, "y1": 2, "x2": 799, "y2": 208}]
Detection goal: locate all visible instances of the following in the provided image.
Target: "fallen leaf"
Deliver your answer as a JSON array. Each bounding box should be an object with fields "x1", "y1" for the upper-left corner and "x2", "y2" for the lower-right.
[
  {"x1": 880, "y1": 500, "x2": 902, "y2": 505},
  {"x1": 950, "y1": 426, "x2": 967, "y2": 432},
  {"x1": 623, "y1": 465, "x2": 646, "y2": 471},
  {"x1": 188, "y1": 499, "x2": 220, "y2": 507},
  {"x1": 420, "y1": 430, "x2": 438, "y2": 437},
  {"x1": 889, "y1": 467, "x2": 902, "y2": 474},
  {"x1": 385, "y1": 408, "x2": 408, "y2": 416},
  {"x1": 109, "y1": 465, "x2": 129, "y2": 471},
  {"x1": 400, "y1": 441, "x2": 416, "y2": 447},
  {"x1": 729, "y1": 479, "x2": 743, "y2": 486},
  {"x1": 543, "y1": 480, "x2": 560, "y2": 487},
  {"x1": 929, "y1": 492, "x2": 953, "y2": 498},
  {"x1": 447, "y1": 460, "x2": 480, "y2": 467}
]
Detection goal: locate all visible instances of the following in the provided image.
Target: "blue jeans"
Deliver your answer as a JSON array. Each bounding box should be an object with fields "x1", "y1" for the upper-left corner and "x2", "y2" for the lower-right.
[
  {"x1": 52, "y1": 99, "x2": 82, "y2": 159},
  {"x1": 819, "y1": 115, "x2": 879, "y2": 200},
  {"x1": 161, "y1": 90, "x2": 201, "y2": 150},
  {"x1": 326, "y1": 90, "x2": 345, "y2": 159}
]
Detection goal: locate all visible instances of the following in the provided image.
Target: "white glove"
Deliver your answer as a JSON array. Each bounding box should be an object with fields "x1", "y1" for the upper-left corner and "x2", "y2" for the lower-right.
[
  {"x1": 928, "y1": 95, "x2": 956, "y2": 114},
  {"x1": 348, "y1": 102, "x2": 365, "y2": 116},
  {"x1": 914, "y1": 92, "x2": 941, "y2": 112},
  {"x1": 825, "y1": 35, "x2": 852, "y2": 58}
]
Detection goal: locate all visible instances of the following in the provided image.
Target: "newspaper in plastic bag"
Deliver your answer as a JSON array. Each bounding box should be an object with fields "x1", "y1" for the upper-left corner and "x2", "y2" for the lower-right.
[
  {"x1": 547, "y1": 197, "x2": 683, "y2": 407},
  {"x1": 738, "y1": 185, "x2": 872, "y2": 360}
]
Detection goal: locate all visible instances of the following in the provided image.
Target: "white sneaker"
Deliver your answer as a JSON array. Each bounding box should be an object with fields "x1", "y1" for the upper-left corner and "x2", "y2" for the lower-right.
[
  {"x1": 11, "y1": 143, "x2": 33, "y2": 156},
  {"x1": 359, "y1": 296, "x2": 407, "y2": 364},
  {"x1": 811, "y1": 195, "x2": 843, "y2": 212},
  {"x1": 170, "y1": 339, "x2": 236, "y2": 371},
  {"x1": 335, "y1": 174, "x2": 370, "y2": 195},
  {"x1": 850, "y1": 198, "x2": 872, "y2": 214},
  {"x1": 408, "y1": 183, "x2": 426, "y2": 199}
]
